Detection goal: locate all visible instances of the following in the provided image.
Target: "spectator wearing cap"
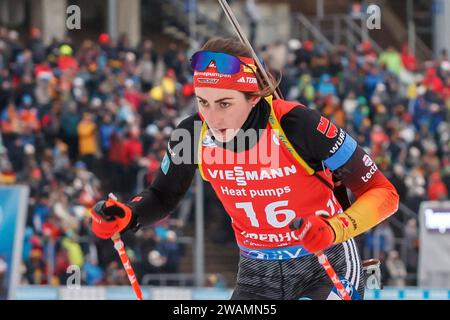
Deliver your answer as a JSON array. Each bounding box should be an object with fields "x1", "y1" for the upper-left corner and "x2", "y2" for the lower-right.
[
  {"x1": 98, "y1": 33, "x2": 110, "y2": 47},
  {"x1": 293, "y1": 39, "x2": 314, "y2": 66},
  {"x1": 18, "y1": 94, "x2": 40, "y2": 134},
  {"x1": 58, "y1": 44, "x2": 78, "y2": 72},
  {"x1": 27, "y1": 27, "x2": 46, "y2": 64}
]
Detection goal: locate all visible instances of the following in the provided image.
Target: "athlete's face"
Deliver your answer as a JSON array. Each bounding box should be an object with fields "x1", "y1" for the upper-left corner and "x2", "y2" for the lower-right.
[{"x1": 195, "y1": 87, "x2": 260, "y2": 143}]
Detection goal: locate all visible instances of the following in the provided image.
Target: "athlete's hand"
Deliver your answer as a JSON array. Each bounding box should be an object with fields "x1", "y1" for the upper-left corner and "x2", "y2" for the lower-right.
[
  {"x1": 90, "y1": 197, "x2": 134, "y2": 239},
  {"x1": 290, "y1": 215, "x2": 335, "y2": 253}
]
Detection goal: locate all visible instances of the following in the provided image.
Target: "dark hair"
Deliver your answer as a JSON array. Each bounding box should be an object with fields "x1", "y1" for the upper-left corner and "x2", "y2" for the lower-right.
[{"x1": 200, "y1": 37, "x2": 280, "y2": 99}]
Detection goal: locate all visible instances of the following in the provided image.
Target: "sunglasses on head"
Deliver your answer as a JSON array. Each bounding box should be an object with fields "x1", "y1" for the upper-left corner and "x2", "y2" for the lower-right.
[{"x1": 190, "y1": 50, "x2": 254, "y2": 74}]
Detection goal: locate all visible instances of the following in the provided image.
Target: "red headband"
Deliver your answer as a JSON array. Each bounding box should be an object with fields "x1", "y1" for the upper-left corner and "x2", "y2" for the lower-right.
[{"x1": 193, "y1": 56, "x2": 259, "y2": 92}]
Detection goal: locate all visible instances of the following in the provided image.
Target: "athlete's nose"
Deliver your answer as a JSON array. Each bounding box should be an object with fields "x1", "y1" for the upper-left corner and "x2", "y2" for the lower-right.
[{"x1": 207, "y1": 115, "x2": 226, "y2": 130}]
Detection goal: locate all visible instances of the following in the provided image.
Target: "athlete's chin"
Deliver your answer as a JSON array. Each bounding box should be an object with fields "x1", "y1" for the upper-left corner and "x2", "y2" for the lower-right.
[{"x1": 212, "y1": 129, "x2": 238, "y2": 143}]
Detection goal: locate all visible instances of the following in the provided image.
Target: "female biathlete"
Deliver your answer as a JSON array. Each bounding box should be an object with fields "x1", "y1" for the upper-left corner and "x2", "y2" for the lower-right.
[{"x1": 90, "y1": 38, "x2": 399, "y2": 300}]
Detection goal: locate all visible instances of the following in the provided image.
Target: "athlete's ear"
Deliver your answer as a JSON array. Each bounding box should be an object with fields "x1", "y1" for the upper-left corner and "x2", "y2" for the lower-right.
[{"x1": 248, "y1": 95, "x2": 261, "y2": 107}]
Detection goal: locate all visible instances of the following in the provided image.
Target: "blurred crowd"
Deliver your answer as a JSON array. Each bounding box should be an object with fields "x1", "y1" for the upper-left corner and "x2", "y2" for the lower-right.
[
  {"x1": 265, "y1": 38, "x2": 449, "y2": 285},
  {"x1": 0, "y1": 25, "x2": 449, "y2": 287},
  {"x1": 0, "y1": 27, "x2": 194, "y2": 287}
]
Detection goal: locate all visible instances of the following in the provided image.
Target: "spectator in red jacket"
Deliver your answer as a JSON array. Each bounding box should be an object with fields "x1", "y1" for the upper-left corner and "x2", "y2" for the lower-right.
[
  {"x1": 401, "y1": 43, "x2": 417, "y2": 72},
  {"x1": 122, "y1": 126, "x2": 143, "y2": 166},
  {"x1": 428, "y1": 171, "x2": 449, "y2": 201},
  {"x1": 423, "y1": 67, "x2": 443, "y2": 95},
  {"x1": 121, "y1": 126, "x2": 143, "y2": 195}
]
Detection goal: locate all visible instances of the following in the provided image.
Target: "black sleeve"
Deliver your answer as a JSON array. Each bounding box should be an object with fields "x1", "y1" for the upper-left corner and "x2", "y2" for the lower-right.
[
  {"x1": 280, "y1": 105, "x2": 348, "y2": 170},
  {"x1": 127, "y1": 114, "x2": 200, "y2": 227},
  {"x1": 280, "y1": 105, "x2": 388, "y2": 203}
]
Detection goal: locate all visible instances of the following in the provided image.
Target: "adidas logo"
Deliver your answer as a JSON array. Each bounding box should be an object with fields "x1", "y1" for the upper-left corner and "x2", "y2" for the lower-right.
[{"x1": 237, "y1": 77, "x2": 246, "y2": 83}]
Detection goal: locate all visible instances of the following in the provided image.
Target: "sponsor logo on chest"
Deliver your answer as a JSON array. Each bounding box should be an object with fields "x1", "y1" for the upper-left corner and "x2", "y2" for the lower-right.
[{"x1": 207, "y1": 165, "x2": 297, "y2": 186}]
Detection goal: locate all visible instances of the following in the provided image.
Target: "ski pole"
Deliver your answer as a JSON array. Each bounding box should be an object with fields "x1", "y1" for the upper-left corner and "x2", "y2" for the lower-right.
[
  {"x1": 108, "y1": 193, "x2": 144, "y2": 300},
  {"x1": 290, "y1": 218, "x2": 351, "y2": 300},
  {"x1": 316, "y1": 251, "x2": 351, "y2": 300}
]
